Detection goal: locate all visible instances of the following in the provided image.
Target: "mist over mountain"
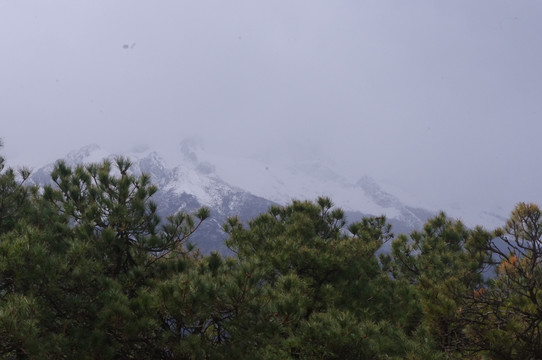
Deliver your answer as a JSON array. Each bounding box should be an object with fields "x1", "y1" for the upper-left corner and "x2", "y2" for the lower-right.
[
  {"x1": 30, "y1": 144, "x2": 273, "y2": 254},
  {"x1": 28, "y1": 142, "x2": 506, "y2": 253}
]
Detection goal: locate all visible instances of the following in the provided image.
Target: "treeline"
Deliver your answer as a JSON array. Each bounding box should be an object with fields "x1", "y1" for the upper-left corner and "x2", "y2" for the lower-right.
[{"x1": 0, "y1": 153, "x2": 541, "y2": 359}]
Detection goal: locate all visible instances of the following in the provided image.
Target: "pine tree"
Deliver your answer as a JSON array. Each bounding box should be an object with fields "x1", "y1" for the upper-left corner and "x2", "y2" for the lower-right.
[
  {"x1": 0, "y1": 154, "x2": 209, "y2": 358},
  {"x1": 219, "y1": 197, "x2": 419, "y2": 359},
  {"x1": 463, "y1": 203, "x2": 542, "y2": 358},
  {"x1": 380, "y1": 213, "x2": 492, "y2": 357},
  {"x1": 8, "y1": 142, "x2": 542, "y2": 358}
]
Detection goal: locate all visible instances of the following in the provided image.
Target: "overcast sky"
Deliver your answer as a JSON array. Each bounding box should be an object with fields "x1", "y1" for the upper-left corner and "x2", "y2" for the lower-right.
[{"x1": 2, "y1": 1, "x2": 541, "y2": 220}]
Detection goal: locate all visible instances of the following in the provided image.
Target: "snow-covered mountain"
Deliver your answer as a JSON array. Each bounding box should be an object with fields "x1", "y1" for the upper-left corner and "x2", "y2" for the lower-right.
[
  {"x1": 30, "y1": 144, "x2": 274, "y2": 254},
  {"x1": 28, "y1": 142, "x2": 505, "y2": 253}
]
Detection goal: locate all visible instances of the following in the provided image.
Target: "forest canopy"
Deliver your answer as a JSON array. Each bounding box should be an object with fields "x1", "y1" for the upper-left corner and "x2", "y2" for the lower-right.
[{"x1": 0, "y1": 151, "x2": 540, "y2": 359}]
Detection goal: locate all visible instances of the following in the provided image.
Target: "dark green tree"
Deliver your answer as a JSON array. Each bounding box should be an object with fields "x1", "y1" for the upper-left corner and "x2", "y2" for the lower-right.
[
  {"x1": 381, "y1": 213, "x2": 492, "y2": 358},
  {"x1": 218, "y1": 197, "x2": 431, "y2": 359},
  {"x1": 0, "y1": 140, "x2": 32, "y2": 234},
  {"x1": 9, "y1": 143, "x2": 541, "y2": 359},
  {"x1": 0, "y1": 156, "x2": 209, "y2": 359},
  {"x1": 462, "y1": 203, "x2": 542, "y2": 359}
]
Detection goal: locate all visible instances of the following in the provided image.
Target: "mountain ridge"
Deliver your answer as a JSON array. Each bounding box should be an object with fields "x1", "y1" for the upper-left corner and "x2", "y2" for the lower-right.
[{"x1": 27, "y1": 143, "x2": 504, "y2": 253}]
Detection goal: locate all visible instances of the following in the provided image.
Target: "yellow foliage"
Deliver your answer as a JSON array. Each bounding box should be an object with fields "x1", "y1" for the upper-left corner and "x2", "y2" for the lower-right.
[
  {"x1": 498, "y1": 254, "x2": 518, "y2": 274},
  {"x1": 512, "y1": 202, "x2": 541, "y2": 219},
  {"x1": 473, "y1": 287, "x2": 486, "y2": 298}
]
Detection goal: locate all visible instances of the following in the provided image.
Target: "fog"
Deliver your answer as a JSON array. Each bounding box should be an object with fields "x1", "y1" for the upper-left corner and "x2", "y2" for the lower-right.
[{"x1": 2, "y1": 1, "x2": 541, "y2": 221}]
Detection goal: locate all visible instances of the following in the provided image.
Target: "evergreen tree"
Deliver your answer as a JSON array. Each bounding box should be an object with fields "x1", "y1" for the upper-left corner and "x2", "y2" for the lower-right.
[
  {"x1": 0, "y1": 155, "x2": 208, "y2": 358},
  {"x1": 381, "y1": 213, "x2": 492, "y2": 357},
  {"x1": 463, "y1": 203, "x2": 542, "y2": 359},
  {"x1": 5, "y1": 142, "x2": 541, "y2": 359},
  {"x1": 0, "y1": 140, "x2": 32, "y2": 234},
  {"x1": 220, "y1": 197, "x2": 424, "y2": 359}
]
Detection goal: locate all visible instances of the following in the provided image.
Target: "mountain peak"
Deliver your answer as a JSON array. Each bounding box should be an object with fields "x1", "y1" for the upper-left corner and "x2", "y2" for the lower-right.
[
  {"x1": 27, "y1": 144, "x2": 505, "y2": 252},
  {"x1": 63, "y1": 144, "x2": 135, "y2": 168}
]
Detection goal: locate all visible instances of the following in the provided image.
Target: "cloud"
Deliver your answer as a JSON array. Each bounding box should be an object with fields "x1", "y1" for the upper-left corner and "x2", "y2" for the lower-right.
[{"x1": 1, "y1": 1, "x2": 541, "y2": 221}]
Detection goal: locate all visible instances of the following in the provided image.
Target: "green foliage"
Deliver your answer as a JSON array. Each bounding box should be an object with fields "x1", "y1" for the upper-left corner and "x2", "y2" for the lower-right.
[
  {"x1": 462, "y1": 203, "x2": 542, "y2": 359},
  {"x1": 1, "y1": 144, "x2": 541, "y2": 359},
  {"x1": 381, "y1": 213, "x2": 493, "y2": 356},
  {"x1": 222, "y1": 198, "x2": 418, "y2": 358},
  {"x1": 0, "y1": 155, "x2": 207, "y2": 358}
]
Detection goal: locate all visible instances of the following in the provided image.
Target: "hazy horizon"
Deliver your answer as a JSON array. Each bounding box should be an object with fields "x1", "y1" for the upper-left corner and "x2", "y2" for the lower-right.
[{"x1": 2, "y1": 1, "x2": 541, "y2": 225}]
